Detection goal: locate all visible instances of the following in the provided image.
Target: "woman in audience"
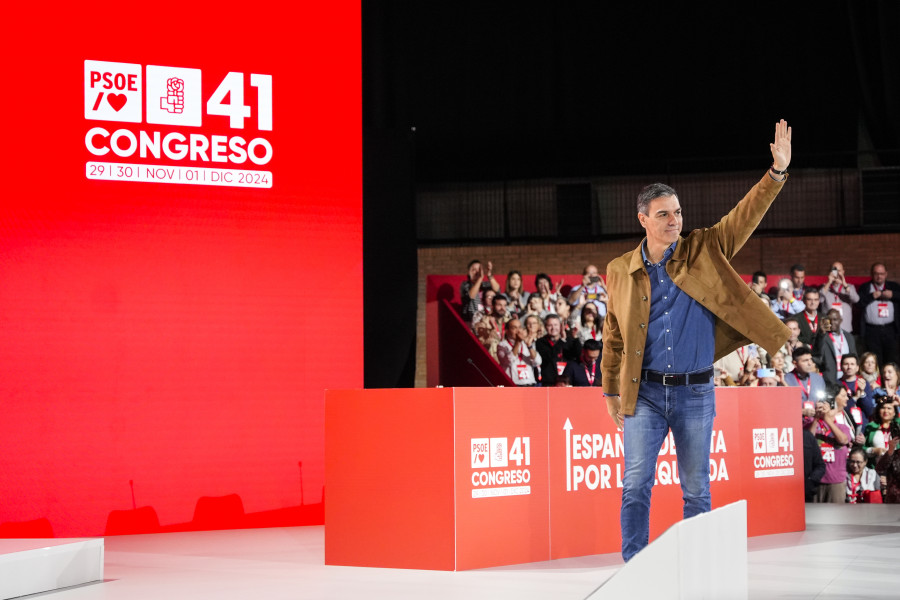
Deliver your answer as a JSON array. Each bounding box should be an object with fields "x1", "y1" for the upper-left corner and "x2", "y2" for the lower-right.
[
  {"x1": 769, "y1": 350, "x2": 792, "y2": 382},
  {"x1": 577, "y1": 303, "x2": 602, "y2": 343},
  {"x1": 523, "y1": 314, "x2": 545, "y2": 341},
  {"x1": 860, "y1": 352, "x2": 882, "y2": 388},
  {"x1": 554, "y1": 296, "x2": 576, "y2": 330},
  {"x1": 533, "y1": 273, "x2": 558, "y2": 315},
  {"x1": 523, "y1": 295, "x2": 547, "y2": 320},
  {"x1": 846, "y1": 447, "x2": 881, "y2": 504},
  {"x1": 864, "y1": 398, "x2": 900, "y2": 469},
  {"x1": 881, "y1": 363, "x2": 900, "y2": 404},
  {"x1": 505, "y1": 270, "x2": 529, "y2": 313}
]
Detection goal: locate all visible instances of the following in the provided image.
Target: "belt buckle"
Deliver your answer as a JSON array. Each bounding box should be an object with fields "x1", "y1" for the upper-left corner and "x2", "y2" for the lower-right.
[{"x1": 662, "y1": 373, "x2": 678, "y2": 386}]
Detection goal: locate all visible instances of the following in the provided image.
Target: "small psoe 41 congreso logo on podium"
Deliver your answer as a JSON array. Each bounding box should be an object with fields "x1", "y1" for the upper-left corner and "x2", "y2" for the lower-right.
[
  {"x1": 469, "y1": 437, "x2": 531, "y2": 498},
  {"x1": 83, "y1": 59, "x2": 273, "y2": 189},
  {"x1": 752, "y1": 427, "x2": 795, "y2": 478}
]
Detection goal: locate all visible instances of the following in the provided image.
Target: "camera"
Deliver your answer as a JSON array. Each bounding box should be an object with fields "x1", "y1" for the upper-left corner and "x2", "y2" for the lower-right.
[{"x1": 589, "y1": 276, "x2": 601, "y2": 284}]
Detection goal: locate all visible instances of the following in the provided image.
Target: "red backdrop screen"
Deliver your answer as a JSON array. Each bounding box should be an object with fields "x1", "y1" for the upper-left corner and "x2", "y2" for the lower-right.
[{"x1": 1, "y1": 3, "x2": 361, "y2": 537}]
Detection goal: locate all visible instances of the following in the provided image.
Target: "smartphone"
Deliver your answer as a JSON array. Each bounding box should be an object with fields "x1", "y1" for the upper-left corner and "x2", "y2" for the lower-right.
[
  {"x1": 756, "y1": 368, "x2": 776, "y2": 378},
  {"x1": 589, "y1": 276, "x2": 601, "y2": 283}
]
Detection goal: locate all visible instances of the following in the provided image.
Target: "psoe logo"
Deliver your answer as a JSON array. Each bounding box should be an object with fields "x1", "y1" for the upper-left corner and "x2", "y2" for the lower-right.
[
  {"x1": 751, "y1": 427, "x2": 795, "y2": 479},
  {"x1": 469, "y1": 436, "x2": 531, "y2": 498}
]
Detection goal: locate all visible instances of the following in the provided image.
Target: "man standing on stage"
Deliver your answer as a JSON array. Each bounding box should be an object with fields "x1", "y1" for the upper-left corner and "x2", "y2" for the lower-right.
[{"x1": 601, "y1": 120, "x2": 793, "y2": 561}]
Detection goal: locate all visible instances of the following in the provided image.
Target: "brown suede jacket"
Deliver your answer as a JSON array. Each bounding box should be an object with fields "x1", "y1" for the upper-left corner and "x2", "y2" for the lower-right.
[{"x1": 600, "y1": 172, "x2": 791, "y2": 416}]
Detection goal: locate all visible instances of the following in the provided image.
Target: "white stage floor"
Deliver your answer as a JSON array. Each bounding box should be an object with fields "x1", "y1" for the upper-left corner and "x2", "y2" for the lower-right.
[{"x1": 22, "y1": 504, "x2": 900, "y2": 600}]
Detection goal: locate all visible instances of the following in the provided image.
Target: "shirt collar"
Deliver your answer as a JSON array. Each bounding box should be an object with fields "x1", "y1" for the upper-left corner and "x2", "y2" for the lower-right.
[{"x1": 641, "y1": 240, "x2": 678, "y2": 267}]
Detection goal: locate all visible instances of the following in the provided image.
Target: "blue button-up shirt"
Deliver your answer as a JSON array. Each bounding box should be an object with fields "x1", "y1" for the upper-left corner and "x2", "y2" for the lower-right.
[{"x1": 641, "y1": 241, "x2": 715, "y2": 373}]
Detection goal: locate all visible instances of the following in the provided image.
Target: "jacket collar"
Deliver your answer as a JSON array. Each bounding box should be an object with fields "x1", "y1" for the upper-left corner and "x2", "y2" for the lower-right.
[{"x1": 629, "y1": 237, "x2": 686, "y2": 274}]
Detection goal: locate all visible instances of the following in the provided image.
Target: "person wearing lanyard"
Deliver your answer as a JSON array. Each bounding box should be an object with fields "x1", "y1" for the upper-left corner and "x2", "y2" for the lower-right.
[
  {"x1": 601, "y1": 120, "x2": 793, "y2": 562},
  {"x1": 839, "y1": 353, "x2": 876, "y2": 430},
  {"x1": 858, "y1": 262, "x2": 900, "y2": 367},
  {"x1": 562, "y1": 339, "x2": 602, "y2": 387},
  {"x1": 813, "y1": 308, "x2": 857, "y2": 385},
  {"x1": 787, "y1": 288, "x2": 821, "y2": 347},
  {"x1": 785, "y1": 346, "x2": 827, "y2": 407},
  {"x1": 809, "y1": 385, "x2": 852, "y2": 503}
]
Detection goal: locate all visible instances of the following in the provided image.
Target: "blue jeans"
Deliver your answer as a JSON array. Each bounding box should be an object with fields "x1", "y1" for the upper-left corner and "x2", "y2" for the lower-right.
[{"x1": 620, "y1": 376, "x2": 715, "y2": 562}]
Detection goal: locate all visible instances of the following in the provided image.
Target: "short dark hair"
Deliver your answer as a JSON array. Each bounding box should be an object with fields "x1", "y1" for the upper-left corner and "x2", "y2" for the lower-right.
[
  {"x1": 543, "y1": 314, "x2": 561, "y2": 326},
  {"x1": 802, "y1": 288, "x2": 819, "y2": 300},
  {"x1": 752, "y1": 271, "x2": 767, "y2": 283},
  {"x1": 583, "y1": 339, "x2": 602, "y2": 352},
  {"x1": 790, "y1": 264, "x2": 805, "y2": 274},
  {"x1": 841, "y1": 353, "x2": 859, "y2": 366},
  {"x1": 467, "y1": 259, "x2": 481, "y2": 270},
  {"x1": 792, "y1": 346, "x2": 813, "y2": 361},
  {"x1": 535, "y1": 273, "x2": 552, "y2": 288},
  {"x1": 492, "y1": 293, "x2": 508, "y2": 306},
  {"x1": 637, "y1": 183, "x2": 678, "y2": 215}
]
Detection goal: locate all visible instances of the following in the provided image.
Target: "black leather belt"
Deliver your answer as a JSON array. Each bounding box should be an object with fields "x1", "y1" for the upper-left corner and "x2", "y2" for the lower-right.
[{"x1": 641, "y1": 368, "x2": 714, "y2": 386}]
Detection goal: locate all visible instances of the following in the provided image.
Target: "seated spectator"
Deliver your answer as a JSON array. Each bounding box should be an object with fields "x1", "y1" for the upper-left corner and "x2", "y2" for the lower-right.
[
  {"x1": 808, "y1": 385, "x2": 853, "y2": 503},
  {"x1": 881, "y1": 362, "x2": 900, "y2": 404},
  {"x1": 496, "y1": 318, "x2": 541, "y2": 386},
  {"x1": 812, "y1": 309, "x2": 856, "y2": 385},
  {"x1": 864, "y1": 397, "x2": 900, "y2": 468},
  {"x1": 749, "y1": 270, "x2": 770, "y2": 302},
  {"x1": 788, "y1": 289, "x2": 822, "y2": 347},
  {"x1": 819, "y1": 261, "x2": 859, "y2": 333},
  {"x1": 770, "y1": 278, "x2": 804, "y2": 319},
  {"x1": 460, "y1": 259, "x2": 499, "y2": 322},
  {"x1": 533, "y1": 273, "x2": 560, "y2": 315},
  {"x1": 567, "y1": 265, "x2": 608, "y2": 318},
  {"x1": 846, "y1": 447, "x2": 882, "y2": 504},
  {"x1": 839, "y1": 353, "x2": 875, "y2": 430},
  {"x1": 785, "y1": 346, "x2": 827, "y2": 406},
  {"x1": 504, "y1": 270, "x2": 529, "y2": 313},
  {"x1": 470, "y1": 288, "x2": 497, "y2": 329},
  {"x1": 860, "y1": 351, "x2": 882, "y2": 388},
  {"x1": 576, "y1": 302, "x2": 602, "y2": 344},
  {"x1": 535, "y1": 314, "x2": 582, "y2": 387},
  {"x1": 472, "y1": 293, "x2": 511, "y2": 360},
  {"x1": 561, "y1": 339, "x2": 602, "y2": 387}
]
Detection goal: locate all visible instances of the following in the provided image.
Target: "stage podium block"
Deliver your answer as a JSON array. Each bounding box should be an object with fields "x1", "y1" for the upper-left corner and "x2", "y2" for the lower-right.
[
  {"x1": 325, "y1": 387, "x2": 550, "y2": 571},
  {"x1": 0, "y1": 538, "x2": 104, "y2": 599},
  {"x1": 325, "y1": 387, "x2": 804, "y2": 571}
]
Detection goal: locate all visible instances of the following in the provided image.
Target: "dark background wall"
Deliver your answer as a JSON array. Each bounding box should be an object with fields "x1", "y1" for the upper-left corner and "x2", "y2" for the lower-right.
[{"x1": 363, "y1": 1, "x2": 900, "y2": 387}]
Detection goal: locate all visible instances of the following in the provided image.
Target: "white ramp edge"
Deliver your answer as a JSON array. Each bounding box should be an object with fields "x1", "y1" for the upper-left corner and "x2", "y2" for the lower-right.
[
  {"x1": 0, "y1": 538, "x2": 104, "y2": 600},
  {"x1": 587, "y1": 500, "x2": 747, "y2": 600}
]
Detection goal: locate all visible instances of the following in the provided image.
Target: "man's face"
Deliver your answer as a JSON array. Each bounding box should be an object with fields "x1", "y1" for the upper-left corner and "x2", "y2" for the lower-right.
[
  {"x1": 786, "y1": 320, "x2": 801, "y2": 341},
  {"x1": 759, "y1": 377, "x2": 778, "y2": 387},
  {"x1": 585, "y1": 265, "x2": 599, "y2": 279},
  {"x1": 794, "y1": 353, "x2": 815, "y2": 375},
  {"x1": 506, "y1": 319, "x2": 521, "y2": 341},
  {"x1": 832, "y1": 262, "x2": 844, "y2": 277},
  {"x1": 545, "y1": 318, "x2": 561, "y2": 339},
  {"x1": 493, "y1": 298, "x2": 508, "y2": 316},
  {"x1": 751, "y1": 275, "x2": 766, "y2": 294},
  {"x1": 638, "y1": 195, "x2": 682, "y2": 248},
  {"x1": 842, "y1": 357, "x2": 859, "y2": 378},
  {"x1": 583, "y1": 349, "x2": 600, "y2": 364},
  {"x1": 827, "y1": 310, "x2": 842, "y2": 332},
  {"x1": 873, "y1": 264, "x2": 887, "y2": 286},
  {"x1": 804, "y1": 291, "x2": 820, "y2": 313},
  {"x1": 791, "y1": 269, "x2": 805, "y2": 289}
]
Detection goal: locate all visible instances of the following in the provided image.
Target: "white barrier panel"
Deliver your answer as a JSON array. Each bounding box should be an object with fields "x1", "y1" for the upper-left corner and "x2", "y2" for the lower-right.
[
  {"x1": 589, "y1": 501, "x2": 747, "y2": 600},
  {"x1": 0, "y1": 539, "x2": 104, "y2": 600}
]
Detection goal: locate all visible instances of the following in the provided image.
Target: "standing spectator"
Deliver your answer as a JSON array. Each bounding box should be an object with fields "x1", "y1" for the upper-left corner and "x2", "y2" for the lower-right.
[
  {"x1": 496, "y1": 318, "x2": 541, "y2": 386},
  {"x1": 839, "y1": 353, "x2": 876, "y2": 430},
  {"x1": 562, "y1": 339, "x2": 603, "y2": 387},
  {"x1": 750, "y1": 271, "x2": 770, "y2": 302},
  {"x1": 812, "y1": 308, "x2": 856, "y2": 385},
  {"x1": 460, "y1": 259, "x2": 499, "y2": 322},
  {"x1": 775, "y1": 320, "x2": 805, "y2": 369},
  {"x1": 523, "y1": 313, "x2": 545, "y2": 340},
  {"x1": 771, "y1": 278, "x2": 804, "y2": 319},
  {"x1": 858, "y1": 262, "x2": 900, "y2": 366},
  {"x1": 567, "y1": 264, "x2": 609, "y2": 318},
  {"x1": 875, "y1": 436, "x2": 900, "y2": 503},
  {"x1": 803, "y1": 418, "x2": 827, "y2": 502},
  {"x1": 504, "y1": 270, "x2": 529, "y2": 313},
  {"x1": 785, "y1": 346, "x2": 827, "y2": 406},
  {"x1": 472, "y1": 293, "x2": 511, "y2": 360},
  {"x1": 859, "y1": 351, "x2": 882, "y2": 388},
  {"x1": 788, "y1": 289, "x2": 822, "y2": 347},
  {"x1": 790, "y1": 264, "x2": 808, "y2": 302},
  {"x1": 533, "y1": 273, "x2": 561, "y2": 315},
  {"x1": 535, "y1": 314, "x2": 581, "y2": 387},
  {"x1": 846, "y1": 447, "x2": 881, "y2": 504},
  {"x1": 819, "y1": 261, "x2": 859, "y2": 333},
  {"x1": 809, "y1": 385, "x2": 853, "y2": 503}
]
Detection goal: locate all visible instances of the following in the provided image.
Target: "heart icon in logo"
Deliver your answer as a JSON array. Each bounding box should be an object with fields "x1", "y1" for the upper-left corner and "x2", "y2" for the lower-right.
[
  {"x1": 476, "y1": 453, "x2": 485, "y2": 464},
  {"x1": 107, "y1": 94, "x2": 127, "y2": 112}
]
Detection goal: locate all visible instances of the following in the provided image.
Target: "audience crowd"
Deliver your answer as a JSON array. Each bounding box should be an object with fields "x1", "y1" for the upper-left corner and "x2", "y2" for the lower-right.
[{"x1": 457, "y1": 258, "x2": 900, "y2": 503}]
